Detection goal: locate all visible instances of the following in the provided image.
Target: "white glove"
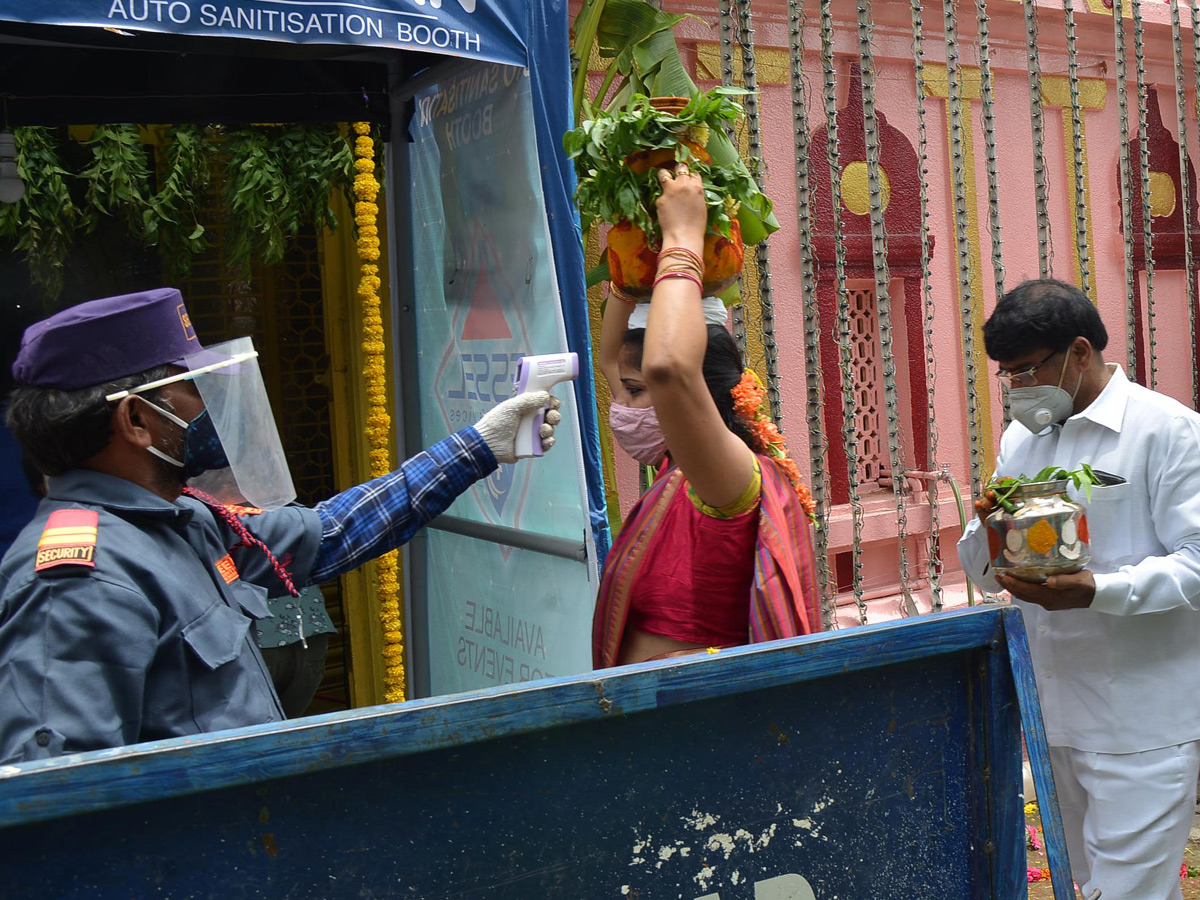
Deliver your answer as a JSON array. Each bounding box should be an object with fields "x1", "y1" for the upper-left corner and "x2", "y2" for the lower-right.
[{"x1": 474, "y1": 391, "x2": 563, "y2": 464}]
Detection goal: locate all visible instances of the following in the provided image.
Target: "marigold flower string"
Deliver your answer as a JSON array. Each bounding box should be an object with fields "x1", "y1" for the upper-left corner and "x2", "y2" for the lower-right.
[
  {"x1": 353, "y1": 121, "x2": 406, "y2": 703},
  {"x1": 731, "y1": 369, "x2": 817, "y2": 520}
]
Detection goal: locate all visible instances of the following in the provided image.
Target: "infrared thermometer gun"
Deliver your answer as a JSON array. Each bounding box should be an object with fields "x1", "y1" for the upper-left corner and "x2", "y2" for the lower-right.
[{"x1": 511, "y1": 352, "x2": 579, "y2": 458}]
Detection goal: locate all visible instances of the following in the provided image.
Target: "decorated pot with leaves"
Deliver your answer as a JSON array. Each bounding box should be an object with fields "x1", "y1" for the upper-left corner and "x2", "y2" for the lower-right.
[
  {"x1": 986, "y1": 479, "x2": 1091, "y2": 581},
  {"x1": 606, "y1": 217, "x2": 744, "y2": 300},
  {"x1": 564, "y1": 87, "x2": 777, "y2": 302}
]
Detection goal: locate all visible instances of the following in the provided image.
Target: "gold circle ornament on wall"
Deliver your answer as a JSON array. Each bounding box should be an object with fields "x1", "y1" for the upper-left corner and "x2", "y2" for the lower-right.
[
  {"x1": 840, "y1": 160, "x2": 891, "y2": 216},
  {"x1": 1147, "y1": 171, "x2": 1177, "y2": 218}
]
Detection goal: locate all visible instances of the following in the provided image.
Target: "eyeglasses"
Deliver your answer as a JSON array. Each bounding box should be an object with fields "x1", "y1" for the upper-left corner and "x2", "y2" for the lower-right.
[{"x1": 995, "y1": 350, "x2": 1059, "y2": 389}]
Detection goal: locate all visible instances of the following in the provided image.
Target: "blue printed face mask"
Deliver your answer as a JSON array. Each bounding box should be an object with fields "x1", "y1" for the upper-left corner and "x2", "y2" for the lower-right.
[{"x1": 139, "y1": 398, "x2": 230, "y2": 479}]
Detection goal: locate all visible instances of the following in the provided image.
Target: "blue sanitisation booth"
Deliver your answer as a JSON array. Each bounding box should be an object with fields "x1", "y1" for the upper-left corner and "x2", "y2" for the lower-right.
[
  {"x1": 0, "y1": 0, "x2": 609, "y2": 697},
  {"x1": 0, "y1": 607, "x2": 1071, "y2": 898},
  {"x1": 0, "y1": 6, "x2": 1073, "y2": 898}
]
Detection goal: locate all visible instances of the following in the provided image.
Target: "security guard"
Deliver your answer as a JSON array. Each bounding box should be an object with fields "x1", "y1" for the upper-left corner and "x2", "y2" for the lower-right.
[{"x1": 0, "y1": 288, "x2": 563, "y2": 763}]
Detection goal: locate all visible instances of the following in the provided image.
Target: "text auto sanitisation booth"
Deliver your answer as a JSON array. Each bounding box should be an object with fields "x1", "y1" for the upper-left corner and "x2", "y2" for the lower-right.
[
  {"x1": 0, "y1": 5, "x2": 1074, "y2": 898},
  {"x1": 0, "y1": 0, "x2": 610, "y2": 699}
]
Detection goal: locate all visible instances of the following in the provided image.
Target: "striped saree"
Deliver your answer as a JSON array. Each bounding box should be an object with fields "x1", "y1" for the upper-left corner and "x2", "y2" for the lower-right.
[{"x1": 592, "y1": 455, "x2": 821, "y2": 669}]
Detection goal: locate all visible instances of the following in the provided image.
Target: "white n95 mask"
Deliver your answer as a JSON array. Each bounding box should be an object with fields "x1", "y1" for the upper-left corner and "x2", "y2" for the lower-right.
[{"x1": 1006, "y1": 355, "x2": 1081, "y2": 433}]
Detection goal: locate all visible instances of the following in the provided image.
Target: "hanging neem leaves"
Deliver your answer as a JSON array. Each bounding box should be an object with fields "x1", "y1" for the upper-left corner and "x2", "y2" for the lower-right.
[
  {"x1": 80, "y1": 124, "x2": 153, "y2": 232},
  {"x1": 147, "y1": 124, "x2": 215, "y2": 280},
  {"x1": 222, "y1": 127, "x2": 294, "y2": 272},
  {"x1": 1, "y1": 121, "x2": 358, "y2": 290},
  {"x1": 0, "y1": 126, "x2": 81, "y2": 302},
  {"x1": 222, "y1": 124, "x2": 355, "y2": 274},
  {"x1": 279, "y1": 124, "x2": 355, "y2": 235}
]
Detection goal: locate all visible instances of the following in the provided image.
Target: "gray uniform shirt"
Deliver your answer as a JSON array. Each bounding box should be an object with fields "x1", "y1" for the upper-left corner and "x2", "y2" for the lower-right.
[{"x1": 0, "y1": 469, "x2": 322, "y2": 763}]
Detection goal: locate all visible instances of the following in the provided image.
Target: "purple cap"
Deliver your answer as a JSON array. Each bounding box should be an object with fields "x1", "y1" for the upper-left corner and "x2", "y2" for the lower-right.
[{"x1": 12, "y1": 288, "x2": 209, "y2": 391}]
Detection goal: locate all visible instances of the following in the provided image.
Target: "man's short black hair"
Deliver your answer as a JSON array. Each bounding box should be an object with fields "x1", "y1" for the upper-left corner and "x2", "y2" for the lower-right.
[
  {"x1": 982, "y1": 278, "x2": 1108, "y2": 362},
  {"x1": 5, "y1": 365, "x2": 173, "y2": 477}
]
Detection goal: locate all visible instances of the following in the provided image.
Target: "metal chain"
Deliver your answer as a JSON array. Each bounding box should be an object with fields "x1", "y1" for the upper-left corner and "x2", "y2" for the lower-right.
[
  {"x1": 788, "y1": 0, "x2": 835, "y2": 625},
  {"x1": 912, "y1": 0, "x2": 943, "y2": 611},
  {"x1": 1191, "y1": 0, "x2": 1200, "y2": 406},
  {"x1": 717, "y1": 0, "x2": 747, "y2": 357},
  {"x1": 1022, "y1": 0, "x2": 1053, "y2": 277},
  {"x1": 856, "y1": 0, "x2": 914, "y2": 611},
  {"x1": 1131, "y1": 0, "x2": 1158, "y2": 387},
  {"x1": 1063, "y1": 0, "x2": 1093, "y2": 297},
  {"x1": 732, "y1": 0, "x2": 784, "y2": 426},
  {"x1": 944, "y1": 0, "x2": 986, "y2": 496},
  {"x1": 974, "y1": 0, "x2": 1011, "y2": 431},
  {"x1": 1171, "y1": 0, "x2": 1198, "y2": 409},
  {"x1": 1113, "y1": 0, "x2": 1140, "y2": 376},
  {"x1": 975, "y1": 0, "x2": 1005, "y2": 303},
  {"x1": 819, "y1": 0, "x2": 867, "y2": 623}
]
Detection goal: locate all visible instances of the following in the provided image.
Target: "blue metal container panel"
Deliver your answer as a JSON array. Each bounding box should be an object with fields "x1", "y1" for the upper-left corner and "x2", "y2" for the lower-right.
[{"x1": 0, "y1": 607, "x2": 1052, "y2": 899}]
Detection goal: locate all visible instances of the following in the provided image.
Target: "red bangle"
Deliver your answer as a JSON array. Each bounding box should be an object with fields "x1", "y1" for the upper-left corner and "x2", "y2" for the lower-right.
[
  {"x1": 658, "y1": 246, "x2": 704, "y2": 269},
  {"x1": 653, "y1": 270, "x2": 703, "y2": 291}
]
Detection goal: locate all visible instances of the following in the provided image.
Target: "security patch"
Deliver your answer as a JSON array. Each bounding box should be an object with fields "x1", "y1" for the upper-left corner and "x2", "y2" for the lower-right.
[
  {"x1": 214, "y1": 554, "x2": 240, "y2": 585},
  {"x1": 35, "y1": 510, "x2": 99, "y2": 573}
]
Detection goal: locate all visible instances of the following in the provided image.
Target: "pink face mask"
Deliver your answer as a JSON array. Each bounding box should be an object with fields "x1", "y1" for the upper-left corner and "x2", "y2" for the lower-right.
[{"x1": 608, "y1": 401, "x2": 668, "y2": 465}]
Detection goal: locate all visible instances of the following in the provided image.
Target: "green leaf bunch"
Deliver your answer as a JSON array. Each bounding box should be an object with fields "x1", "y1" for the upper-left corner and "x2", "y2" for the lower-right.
[
  {"x1": 0, "y1": 122, "x2": 357, "y2": 296},
  {"x1": 0, "y1": 126, "x2": 81, "y2": 301},
  {"x1": 985, "y1": 463, "x2": 1102, "y2": 513},
  {"x1": 564, "y1": 87, "x2": 778, "y2": 247},
  {"x1": 81, "y1": 124, "x2": 153, "y2": 231},
  {"x1": 148, "y1": 124, "x2": 214, "y2": 279},
  {"x1": 571, "y1": 0, "x2": 698, "y2": 122},
  {"x1": 278, "y1": 124, "x2": 355, "y2": 235},
  {"x1": 222, "y1": 124, "x2": 355, "y2": 274}
]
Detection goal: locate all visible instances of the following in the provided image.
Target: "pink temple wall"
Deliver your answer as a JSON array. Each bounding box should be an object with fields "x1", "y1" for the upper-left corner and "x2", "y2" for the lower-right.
[{"x1": 591, "y1": 0, "x2": 1200, "y2": 623}]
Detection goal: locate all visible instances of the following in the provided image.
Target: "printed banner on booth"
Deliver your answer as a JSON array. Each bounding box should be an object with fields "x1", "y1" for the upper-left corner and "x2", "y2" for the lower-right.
[
  {"x1": 0, "y1": 0, "x2": 527, "y2": 64},
  {"x1": 408, "y1": 63, "x2": 594, "y2": 695}
]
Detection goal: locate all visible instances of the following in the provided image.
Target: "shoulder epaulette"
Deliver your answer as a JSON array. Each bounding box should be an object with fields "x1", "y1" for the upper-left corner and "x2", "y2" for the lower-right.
[{"x1": 35, "y1": 510, "x2": 99, "y2": 575}]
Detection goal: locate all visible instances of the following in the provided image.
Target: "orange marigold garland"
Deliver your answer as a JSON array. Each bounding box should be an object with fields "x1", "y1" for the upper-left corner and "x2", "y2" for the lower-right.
[
  {"x1": 731, "y1": 370, "x2": 817, "y2": 520},
  {"x1": 352, "y1": 121, "x2": 406, "y2": 703}
]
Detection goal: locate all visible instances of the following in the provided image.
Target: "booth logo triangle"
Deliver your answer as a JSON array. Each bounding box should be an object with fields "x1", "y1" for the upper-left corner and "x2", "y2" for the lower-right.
[{"x1": 460, "y1": 252, "x2": 513, "y2": 342}]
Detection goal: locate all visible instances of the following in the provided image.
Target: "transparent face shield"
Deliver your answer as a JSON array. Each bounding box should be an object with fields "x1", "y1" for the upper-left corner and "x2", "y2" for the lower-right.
[{"x1": 183, "y1": 336, "x2": 296, "y2": 510}]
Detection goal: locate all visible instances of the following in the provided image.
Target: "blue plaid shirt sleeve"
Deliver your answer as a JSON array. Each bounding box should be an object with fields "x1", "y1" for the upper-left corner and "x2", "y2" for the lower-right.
[{"x1": 309, "y1": 427, "x2": 497, "y2": 583}]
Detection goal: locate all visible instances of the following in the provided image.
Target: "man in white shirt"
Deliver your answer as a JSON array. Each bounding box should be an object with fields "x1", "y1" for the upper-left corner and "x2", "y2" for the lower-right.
[{"x1": 958, "y1": 278, "x2": 1200, "y2": 900}]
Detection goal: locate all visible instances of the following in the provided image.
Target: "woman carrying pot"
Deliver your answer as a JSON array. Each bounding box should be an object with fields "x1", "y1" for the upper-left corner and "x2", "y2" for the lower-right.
[{"x1": 593, "y1": 162, "x2": 822, "y2": 668}]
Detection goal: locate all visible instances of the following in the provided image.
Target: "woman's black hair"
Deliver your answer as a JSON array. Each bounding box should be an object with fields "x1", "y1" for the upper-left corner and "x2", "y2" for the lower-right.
[
  {"x1": 622, "y1": 325, "x2": 757, "y2": 449},
  {"x1": 6, "y1": 365, "x2": 174, "y2": 477},
  {"x1": 982, "y1": 278, "x2": 1108, "y2": 361}
]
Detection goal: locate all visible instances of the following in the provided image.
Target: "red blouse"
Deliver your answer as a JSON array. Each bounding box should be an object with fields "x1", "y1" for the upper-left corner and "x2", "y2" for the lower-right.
[{"x1": 625, "y1": 483, "x2": 759, "y2": 647}]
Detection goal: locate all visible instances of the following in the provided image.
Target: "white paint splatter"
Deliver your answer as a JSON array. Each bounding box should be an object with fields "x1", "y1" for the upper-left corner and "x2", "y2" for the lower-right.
[
  {"x1": 694, "y1": 864, "x2": 717, "y2": 891},
  {"x1": 684, "y1": 809, "x2": 719, "y2": 831},
  {"x1": 620, "y1": 887, "x2": 631, "y2": 896},
  {"x1": 794, "y1": 817, "x2": 814, "y2": 830},
  {"x1": 755, "y1": 823, "x2": 777, "y2": 849},
  {"x1": 731, "y1": 870, "x2": 743, "y2": 885},
  {"x1": 707, "y1": 832, "x2": 735, "y2": 858}
]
